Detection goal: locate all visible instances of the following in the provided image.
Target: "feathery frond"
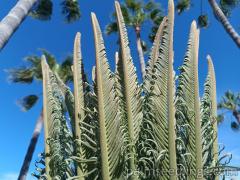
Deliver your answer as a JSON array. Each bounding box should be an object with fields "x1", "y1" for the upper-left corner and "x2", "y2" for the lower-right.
[
  {"x1": 92, "y1": 13, "x2": 123, "y2": 179},
  {"x1": 175, "y1": 21, "x2": 203, "y2": 179},
  {"x1": 201, "y1": 55, "x2": 218, "y2": 180},
  {"x1": 115, "y1": 1, "x2": 143, "y2": 177}
]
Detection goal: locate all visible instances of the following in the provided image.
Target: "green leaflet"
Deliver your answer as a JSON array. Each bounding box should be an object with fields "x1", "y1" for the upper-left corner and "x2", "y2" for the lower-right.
[{"x1": 91, "y1": 12, "x2": 123, "y2": 179}]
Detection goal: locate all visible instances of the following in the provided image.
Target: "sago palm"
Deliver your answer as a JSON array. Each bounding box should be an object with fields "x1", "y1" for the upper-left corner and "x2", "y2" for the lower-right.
[
  {"x1": 7, "y1": 50, "x2": 73, "y2": 180},
  {"x1": 106, "y1": 0, "x2": 163, "y2": 78},
  {"x1": 35, "y1": 0, "x2": 233, "y2": 179}
]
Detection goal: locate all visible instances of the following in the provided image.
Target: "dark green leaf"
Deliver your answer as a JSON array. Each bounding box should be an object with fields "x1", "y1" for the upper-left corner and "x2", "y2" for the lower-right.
[
  {"x1": 61, "y1": 0, "x2": 81, "y2": 23},
  {"x1": 17, "y1": 95, "x2": 39, "y2": 111},
  {"x1": 198, "y1": 15, "x2": 208, "y2": 28},
  {"x1": 30, "y1": 0, "x2": 53, "y2": 20},
  {"x1": 176, "y1": 0, "x2": 190, "y2": 14},
  {"x1": 58, "y1": 56, "x2": 73, "y2": 83},
  {"x1": 149, "y1": 8, "x2": 161, "y2": 21},
  {"x1": 125, "y1": 0, "x2": 141, "y2": 11},
  {"x1": 144, "y1": 1, "x2": 157, "y2": 11},
  {"x1": 220, "y1": 0, "x2": 239, "y2": 17},
  {"x1": 231, "y1": 121, "x2": 240, "y2": 131},
  {"x1": 7, "y1": 68, "x2": 34, "y2": 84},
  {"x1": 105, "y1": 22, "x2": 118, "y2": 35},
  {"x1": 217, "y1": 114, "x2": 224, "y2": 124}
]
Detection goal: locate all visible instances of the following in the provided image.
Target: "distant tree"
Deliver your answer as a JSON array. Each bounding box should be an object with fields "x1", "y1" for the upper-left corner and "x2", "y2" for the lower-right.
[
  {"x1": 106, "y1": 0, "x2": 163, "y2": 78},
  {"x1": 218, "y1": 91, "x2": 240, "y2": 131},
  {"x1": 176, "y1": 0, "x2": 240, "y2": 48},
  {"x1": 0, "y1": 0, "x2": 81, "y2": 50},
  {"x1": 7, "y1": 50, "x2": 73, "y2": 180}
]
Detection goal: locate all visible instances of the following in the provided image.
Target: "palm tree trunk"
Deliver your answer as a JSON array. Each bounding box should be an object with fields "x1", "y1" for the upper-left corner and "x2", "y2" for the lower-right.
[
  {"x1": 135, "y1": 26, "x2": 146, "y2": 79},
  {"x1": 208, "y1": 0, "x2": 240, "y2": 48},
  {"x1": 18, "y1": 110, "x2": 43, "y2": 180},
  {"x1": 0, "y1": 0, "x2": 38, "y2": 50}
]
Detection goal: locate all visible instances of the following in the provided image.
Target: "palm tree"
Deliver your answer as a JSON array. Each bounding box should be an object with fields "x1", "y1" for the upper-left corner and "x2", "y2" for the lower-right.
[
  {"x1": 0, "y1": 0, "x2": 81, "y2": 50},
  {"x1": 176, "y1": 0, "x2": 240, "y2": 47},
  {"x1": 7, "y1": 50, "x2": 73, "y2": 180},
  {"x1": 208, "y1": 0, "x2": 240, "y2": 47},
  {"x1": 218, "y1": 91, "x2": 240, "y2": 131},
  {"x1": 106, "y1": 0, "x2": 163, "y2": 78}
]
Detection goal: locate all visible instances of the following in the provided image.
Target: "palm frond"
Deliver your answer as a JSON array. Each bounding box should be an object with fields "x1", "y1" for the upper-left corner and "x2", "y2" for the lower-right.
[
  {"x1": 41, "y1": 56, "x2": 51, "y2": 178},
  {"x1": 220, "y1": 0, "x2": 239, "y2": 17},
  {"x1": 176, "y1": 0, "x2": 191, "y2": 14},
  {"x1": 48, "y1": 71, "x2": 74, "y2": 178},
  {"x1": 42, "y1": 56, "x2": 75, "y2": 179},
  {"x1": 30, "y1": 0, "x2": 53, "y2": 20},
  {"x1": 146, "y1": 17, "x2": 167, "y2": 74},
  {"x1": 7, "y1": 68, "x2": 34, "y2": 84},
  {"x1": 207, "y1": 55, "x2": 218, "y2": 164},
  {"x1": 72, "y1": 32, "x2": 87, "y2": 179},
  {"x1": 175, "y1": 21, "x2": 203, "y2": 179},
  {"x1": 17, "y1": 95, "x2": 39, "y2": 111},
  {"x1": 142, "y1": 1, "x2": 177, "y2": 179},
  {"x1": 105, "y1": 22, "x2": 118, "y2": 35},
  {"x1": 91, "y1": 13, "x2": 123, "y2": 179},
  {"x1": 61, "y1": 0, "x2": 81, "y2": 23},
  {"x1": 144, "y1": 1, "x2": 158, "y2": 11},
  {"x1": 54, "y1": 73, "x2": 75, "y2": 131},
  {"x1": 58, "y1": 56, "x2": 73, "y2": 83},
  {"x1": 115, "y1": 1, "x2": 143, "y2": 177},
  {"x1": 201, "y1": 56, "x2": 218, "y2": 179}
]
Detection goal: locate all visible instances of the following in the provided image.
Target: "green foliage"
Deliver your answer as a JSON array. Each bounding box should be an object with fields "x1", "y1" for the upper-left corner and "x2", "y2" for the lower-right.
[
  {"x1": 8, "y1": 68, "x2": 34, "y2": 84},
  {"x1": 61, "y1": 0, "x2": 81, "y2": 23},
  {"x1": 198, "y1": 15, "x2": 209, "y2": 28},
  {"x1": 176, "y1": 0, "x2": 191, "y2": 14},
  {"x1": 176, "y1": 0, "x2": 240, "y2": 27},
  {"x1": 218, "y1": 91, "x2": 240, "y2": 110},
  {"x1": 218, "y1": 91, "x2": 240, "y2": 131},
  {"x1": 106, "y1": 0, "x2": 164, "y2": 43},
  {"x1": 30, "y1": 0, "x2": 53, "y2": 20},
  {"x1": 220, "y1": 0, "x2": 240, "y2": 17},
  {"x1": 36, "y1": 0, "x2": 233, "y2": 179},
  {"x1": 17, "y1": 95, "x2": 39, "y2": 111},
  {"x1": 7, "y1": 50, "x2": 73, "y2": 111},
  {"x1": 30, "y1": 0, "x2": 81, "y2": 23}
]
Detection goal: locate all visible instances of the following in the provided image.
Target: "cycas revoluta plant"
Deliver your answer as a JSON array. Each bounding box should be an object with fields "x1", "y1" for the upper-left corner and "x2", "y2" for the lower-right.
[
  {"x1": 34, "y1": 0, "x2": 233, "y2": 179},
  {"x1": 7, "y1": 50, "x2": 73, "y2": 180}
]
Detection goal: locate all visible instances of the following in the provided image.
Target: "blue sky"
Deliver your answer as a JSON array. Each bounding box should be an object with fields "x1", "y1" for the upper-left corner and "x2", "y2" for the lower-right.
[{"x1": 0, "y1": 0, "x2": 239, "y2": 179}]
